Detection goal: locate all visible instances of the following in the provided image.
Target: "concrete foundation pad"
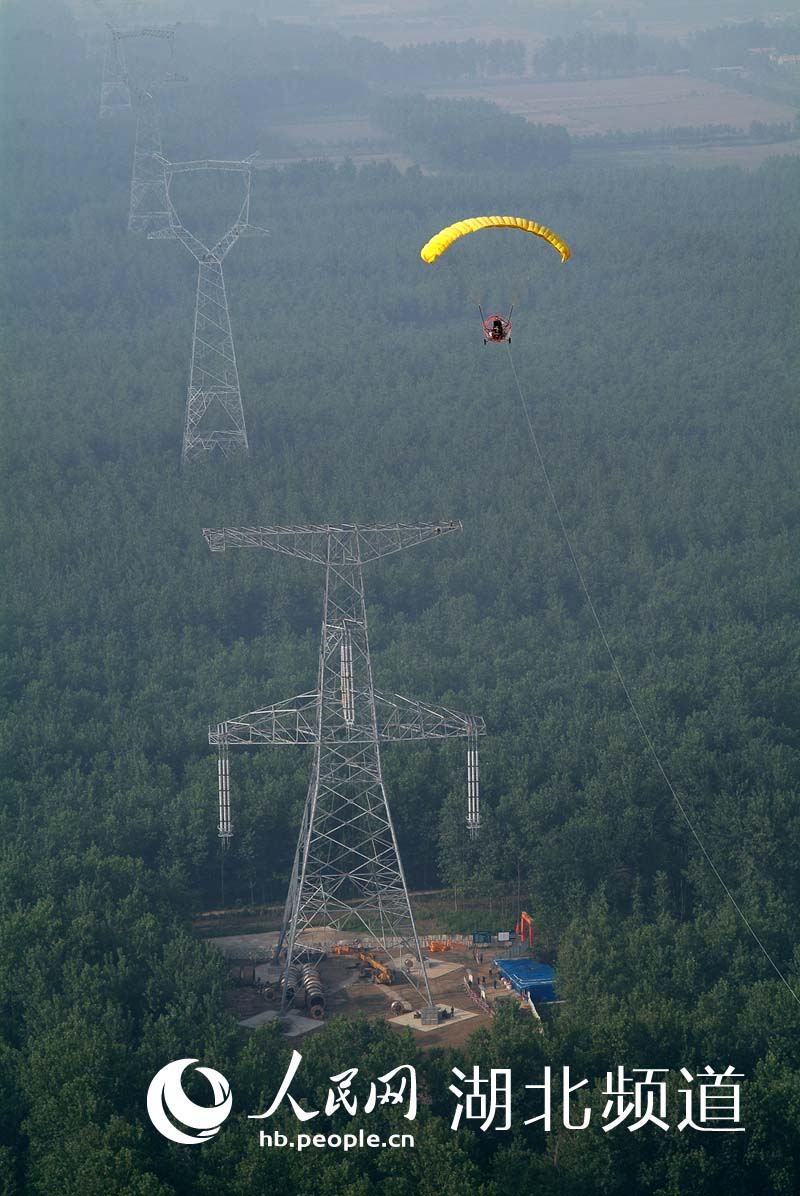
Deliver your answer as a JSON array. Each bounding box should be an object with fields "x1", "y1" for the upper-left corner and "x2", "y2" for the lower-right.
[
  {"x1": 239, "y1": 1009, "x2": 325, "y2": 1037},
  {"x1": 390, "y1": 1007, "x2": 477, "y2": 1033},
  {"x1": 390, "y1": 956, "x2": 464, "y2": 981},
  {"x1": 421, "y1": 958, "x2": 464, "y2": 979}
]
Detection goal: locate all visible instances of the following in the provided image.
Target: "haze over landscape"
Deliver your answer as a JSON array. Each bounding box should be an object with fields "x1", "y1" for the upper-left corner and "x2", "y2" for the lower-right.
[{"x1": 2, "y1": 1, "x2": 800, "y2": 1192}]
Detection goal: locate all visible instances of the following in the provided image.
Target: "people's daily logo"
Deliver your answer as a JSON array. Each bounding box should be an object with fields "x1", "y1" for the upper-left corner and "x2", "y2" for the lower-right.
[
  {"x1": 147, "y1": 1058, "x2": 232, "y2": 1144},
  {"x1": 146, "y1": 1053, "x2": 743, "y2": 1146}
]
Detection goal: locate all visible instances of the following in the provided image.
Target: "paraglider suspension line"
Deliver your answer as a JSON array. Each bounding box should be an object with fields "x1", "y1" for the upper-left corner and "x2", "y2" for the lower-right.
[{"x1": 505, "y1": 344, "x2": 800, "y2": 1008}]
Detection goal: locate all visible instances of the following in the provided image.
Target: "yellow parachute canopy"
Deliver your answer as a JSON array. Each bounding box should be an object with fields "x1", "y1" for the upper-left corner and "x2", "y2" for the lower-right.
[{"x1": 420, "y1": 216, "x2": 571, "y2": 264}]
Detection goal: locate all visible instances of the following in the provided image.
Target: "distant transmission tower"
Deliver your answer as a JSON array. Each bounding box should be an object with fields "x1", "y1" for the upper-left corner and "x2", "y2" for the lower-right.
[
  {"x1": 94, "y1": 1, "x2": 135, "y2": 117},
  {"x1": 99, "y1": 25, "x2": 131, "y2": 117},
  {"x1": 128, "y1": 73, "x2": 186, "y2": 234},
  {"x1": 99, "y1": 24, "x2": 175, "y2": 120},
  {"x1": 150, "y1": 159, "x2": 267, "y2": 463},
  {"x1": 205, "y1": 521, "x2": 486, "y2": 1018}
]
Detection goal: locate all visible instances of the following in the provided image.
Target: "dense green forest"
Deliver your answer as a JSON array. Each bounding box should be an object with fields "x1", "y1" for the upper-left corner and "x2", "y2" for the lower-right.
[
  {"x1": 373, "y1": 95, "x2": 572, "y2": 169},
  {"x1": 2, "y1": 3, "x2": 800, "y2": 1193}
]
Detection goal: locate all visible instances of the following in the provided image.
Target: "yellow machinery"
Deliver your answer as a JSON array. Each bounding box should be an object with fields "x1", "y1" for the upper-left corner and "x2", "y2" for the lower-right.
[
  {"x1": 358, "y1": 952, "x2": 395, "y2": 985},
  {"x1": 332, "y1": 945, "x2": 396, "y2": 985}
]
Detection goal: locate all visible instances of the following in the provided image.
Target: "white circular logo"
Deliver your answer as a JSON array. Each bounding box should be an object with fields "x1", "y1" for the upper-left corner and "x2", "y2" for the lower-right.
[{"x1": 147, "y1": 1058, "x2": 232, "y2": 1145}]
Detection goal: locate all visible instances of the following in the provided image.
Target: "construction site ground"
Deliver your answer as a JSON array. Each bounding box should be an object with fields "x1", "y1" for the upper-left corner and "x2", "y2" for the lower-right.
[{"x1": 213, "y1": 928, "x2": 527, "y2": 1049}]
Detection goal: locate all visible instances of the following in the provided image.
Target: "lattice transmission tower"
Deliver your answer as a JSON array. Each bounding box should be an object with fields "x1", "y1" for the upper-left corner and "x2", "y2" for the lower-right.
[
  {"x1": 150, "y1": 159, "x2": 267, "y2": 463},
  {"x1": 128, "y1": 72, "x2": 186, "y2": 235},
  {"x1": 205, "y1": 521, "x2": 486, "y2": 1016},
  {"x1": 99, "y1": 23, "x2": 176, "y2": 120},
  {"x1": 94, "y1": 1, "x2": 135, "y2": 117}
]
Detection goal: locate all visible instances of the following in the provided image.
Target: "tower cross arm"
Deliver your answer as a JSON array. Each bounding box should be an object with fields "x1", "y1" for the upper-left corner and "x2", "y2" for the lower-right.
[
  {"x1": 210, "y1": 693, "x2": 319, "y2": 745},
  {"x1": 167, "y1": 159, "x2": 256, "y2": 174},
  {"x1": 203, "y1": 520, "x2": 461, "y2": 564},
  {"x1": 204, "y1": 526, "x2": 330, "y2": 563},
  {"x1": 113, "y1": 25, "x2": 177, "y2": 42},
  {"x1": 151, "y1": 158, "x2": 266, "y2": 261},
  {"x1": 374, "y1": 691, "x2": 486, "y2": 741},
  {"x1": 356, "y1": 520, "x2": 461, "y2": 562}
]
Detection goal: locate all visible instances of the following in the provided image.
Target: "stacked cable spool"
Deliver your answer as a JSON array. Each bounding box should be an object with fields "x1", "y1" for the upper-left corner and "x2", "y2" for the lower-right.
[
  {"x1": 281, "y1": 964, "x2": 302, "y2": 1004},
  {"x1": 301, "y1": 963, "x2": 326, "y2": 1019}
]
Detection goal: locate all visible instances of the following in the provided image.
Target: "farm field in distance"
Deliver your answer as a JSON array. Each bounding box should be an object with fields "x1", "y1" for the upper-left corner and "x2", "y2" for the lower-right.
[
  {"x1": 259, "y1": 75, "x2": 800, "y2": 169},
  {"x1": 423, "y1": 74, "x2": 799, "y2": 136}
]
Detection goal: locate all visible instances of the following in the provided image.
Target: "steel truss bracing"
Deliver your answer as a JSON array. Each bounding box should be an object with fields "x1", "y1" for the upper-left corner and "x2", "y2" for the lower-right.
[
  {"x1": 127, "y1": 82, "x2": 172, "y2": 234},
  {"x1": 205, "y1": 522, "x2": 486, "y2": 1013},
  {"x1": 149, "y1": 159, "x2": 267, "y2": 463}
]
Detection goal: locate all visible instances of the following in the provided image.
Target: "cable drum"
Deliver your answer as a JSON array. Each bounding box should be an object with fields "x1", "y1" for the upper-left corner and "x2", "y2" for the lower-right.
[
  {"x1": 281, "y1": 964, "x2": 302, "y2": 1005},
  {"x1": 301, "y1": 963, "x2": 326, "y2": 1019}
]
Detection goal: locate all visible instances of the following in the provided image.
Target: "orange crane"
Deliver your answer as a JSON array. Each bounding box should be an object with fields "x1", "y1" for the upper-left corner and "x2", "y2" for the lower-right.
[{"x1": 515, "y1": 911, "x2": 534, "y2": 949}]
